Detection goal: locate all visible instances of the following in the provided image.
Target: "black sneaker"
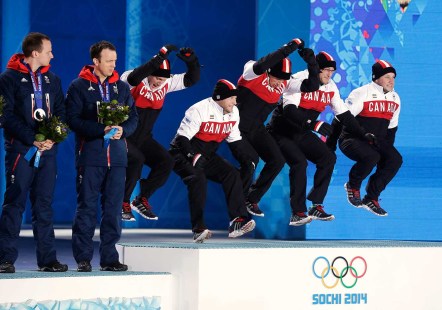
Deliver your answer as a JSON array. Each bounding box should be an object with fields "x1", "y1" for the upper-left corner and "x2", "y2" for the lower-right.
[
  {"x1": 122, "y1": 202, "x2": 136, "y2": 222},
  {"x1": 228, "y1": 217, "x2": 256, "y2": 238},
  {"x1": 344, "y1": 183, "x2": 362, "y2": 207},
  {"x1": 193, "y1": 229, "x2": 212, "y2": 243},
  {"x1": 0, "y1": 262, "x2": 15, "y2": 273},
  {"x1": 100, "y1": 261, "x2": 128, "y2": 272},
  {"x1": 39, "y1": 261, "x2": 68, "y2": 272},
  {"x1": 308, "y1": 205, "x2": 335, "y2": 221},
  {"x1": 245, "y1": 200, "x2": 265, "y2": 217},
  {"x1": 289, "y1": 212, "x2": 312, "y2": 226},
  {"x1": 131, "y1": 197, "x2": 158, "y2": 220},
  {"x1": 77, "y1": 261, "x2": 92, "y2": 272},
  {"x1": 362, "y1": 198, "x2": 388, "y2": 216}
]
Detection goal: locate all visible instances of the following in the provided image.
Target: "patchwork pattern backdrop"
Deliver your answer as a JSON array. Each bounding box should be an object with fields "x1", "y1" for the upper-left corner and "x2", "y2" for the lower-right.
[{"x1": 259, "y1": 0, "x2": 442, "y2": 240}]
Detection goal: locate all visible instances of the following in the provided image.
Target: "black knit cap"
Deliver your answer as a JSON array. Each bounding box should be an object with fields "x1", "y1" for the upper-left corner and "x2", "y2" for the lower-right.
[
  {"x1": 268, "y1": 58, "x2": 291, "y2": 80},
  {"x1": 372, "y1": 60, "x2": 396, "y2": 81},
  {"x1": 152, "y1": 59, "x2": 171, "y2": 78},
  {"x1": 316, "y1": 51, "x2": 336, "y2": 70},
  {"x1": 212, "y1": 79, "x2": 238, "y2": 100}
]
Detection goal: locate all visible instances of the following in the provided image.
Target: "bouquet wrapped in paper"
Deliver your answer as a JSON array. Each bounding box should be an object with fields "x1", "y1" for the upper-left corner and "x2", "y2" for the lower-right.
[{"x1": 97, "y1": 99, "x2": 130, "y2": 126}]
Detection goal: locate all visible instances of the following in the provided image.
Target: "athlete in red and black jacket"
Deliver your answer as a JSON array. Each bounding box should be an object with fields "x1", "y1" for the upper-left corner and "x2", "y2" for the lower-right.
[
  {"x1": 120, "y1": 44, "x2": 200, "y2": 222},
  {"x1": 234, "y1": 38, "x2": 320, "y2": 217},
  {"x1": 338, "y1": 60, "x2": 402, "y2": 217},
  {"x1": 170, "y1": 80, "x2": 255, "y2": 243},
  {"x1": 66, "y1": 41, "x2": 138, "y2": 272},
  {"x1": 267, "y1": 51, "x2": 374, "y2": 226}
]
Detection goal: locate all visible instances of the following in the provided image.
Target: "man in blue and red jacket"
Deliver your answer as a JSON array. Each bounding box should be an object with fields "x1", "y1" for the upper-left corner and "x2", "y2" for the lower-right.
[
  {"x1": 0, "y1": 32, "x2": 67, "y2": 273},
  {"x1": 66, "y1": 40, "x2": 138, "y2": 272}
]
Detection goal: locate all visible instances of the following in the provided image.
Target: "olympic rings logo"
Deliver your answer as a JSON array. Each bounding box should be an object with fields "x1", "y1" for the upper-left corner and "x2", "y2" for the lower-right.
[{"x1": 312, "y1": 256, "x2": 367, "y2": 289}]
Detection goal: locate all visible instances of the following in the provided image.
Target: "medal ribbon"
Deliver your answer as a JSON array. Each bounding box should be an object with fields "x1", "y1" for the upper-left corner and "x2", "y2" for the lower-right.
[
  {"x1": 23, "y1": 62, "x2": 43, "y2": 111},
  {"x1": 94, "y1": 73, "x2": 110, "y2": 102},
  {"x1": 23, "y1": 61, "x2": 44, "y2": 167}
]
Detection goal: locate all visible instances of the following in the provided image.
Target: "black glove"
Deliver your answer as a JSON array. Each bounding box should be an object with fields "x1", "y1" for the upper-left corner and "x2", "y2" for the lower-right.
[
  {"x1": 298, "y1": 48, "x2": 317, "y2": 66},
  {"x1": 176, "y1": 47, "x2": 197, "y2": 63},
  {"x1": 158, "y1": 44, "x2": 178, "y2": 58},
  {"x1": 280, "y1": 38, "x2": 304, "y2": 56},
  {"x1": 305, "y1": 119, "x2": 332, "y2": 136},
  {"x1": 364, "y1": 133, "x2": 379, "y2": 147},
  {"x1": 191, "y1": 153, "x2": 207, "y2": 169}
]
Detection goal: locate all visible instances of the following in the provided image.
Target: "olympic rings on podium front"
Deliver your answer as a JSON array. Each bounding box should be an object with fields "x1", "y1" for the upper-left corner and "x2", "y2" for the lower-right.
[{"x1": 312, "y1": 256, "x2": 367, "y2": 289}]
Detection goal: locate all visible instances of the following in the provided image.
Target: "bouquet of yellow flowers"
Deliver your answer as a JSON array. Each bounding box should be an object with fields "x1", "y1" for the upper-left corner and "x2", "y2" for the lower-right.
[
  {"x1": 97, "y1": 99, "x2": 130, "y2": 126},
  {"x1": 35, "y1": 116, "x2": 69, "y2": 143}
]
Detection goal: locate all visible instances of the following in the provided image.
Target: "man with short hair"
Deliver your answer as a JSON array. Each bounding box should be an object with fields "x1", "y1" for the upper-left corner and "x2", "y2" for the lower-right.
[
  {"x1": 339, "y1": 60, "x2": 402, "y2": 216},
  {"x1": 120, "y1": 44, "x2": 200, "y2": 222},
  {"x1": 66, "y1": 40, "x2": 138, "y2": 272},
  {"x1": 0, "y1": 32, "x2": 67, "y2": 273},
  {"x1": 267, "y1": 51, "x2": 375, "y2": 226},
  {"x1": 170, "y1": 79, "x2": 255, "y2": 243},
  {"x1": 233, "y1": 38, "x2": 320, "y2": 217}
]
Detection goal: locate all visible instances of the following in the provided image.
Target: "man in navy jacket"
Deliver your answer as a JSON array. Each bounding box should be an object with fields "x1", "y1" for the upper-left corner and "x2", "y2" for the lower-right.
[
  {"x1": 66, "y1": 41, "x2": 138, "y2": 272},
  {"x1": 0, "y1": 32, "x2": 67, "y2": 273}
]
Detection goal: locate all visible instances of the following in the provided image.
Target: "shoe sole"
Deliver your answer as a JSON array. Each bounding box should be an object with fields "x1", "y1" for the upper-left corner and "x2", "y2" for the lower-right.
[
  {"x1": 247, "y1": 209, "x2": 265, "y2": 217},
  {"x1": 310, "y1": 215, "x2": 335, "y2": 221},
  {"x1": 344, "y1": 183, "x2": 363, "y2": 208},
  {"x1": 0, "y1": 268, "x2": 15, "y2": 273},
  {"x1": 121, "y1": 216, "x2": 136, "y2": 222},
  {"x1": 39, "y1": 267, "x2": 68, "y2": 272},
  {"x1": 100, "y1": 267, "x2": 128, "y2": 272},
  {"x1": 194, "y1": 229, "x2": 212, "y2": 243},
  {"x1": 289, "y1": 216, "x2": 313, "y2": 226},
  {"x1": 130, "y1": 204, "x2": 158, "y2": 220},
  {"x1": 362, "y1": 204, "x2": 388, "y2": 217},
  {"x1": 228, "y1": 220, "x2": 256, "y2": 238}
]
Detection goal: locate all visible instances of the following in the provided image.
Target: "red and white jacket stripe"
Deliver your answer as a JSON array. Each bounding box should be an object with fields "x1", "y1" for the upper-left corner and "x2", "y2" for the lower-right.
[
  {"x1": 120, "y1": 70, "x2": 186, "y2": 109},
  {"x1": 282, "y1": 69, "x2": 348, "y2": 115},
  {"x1": 176, "y1": 98, "x2": 242, "y2": 144},
  {"x1": 239, "y1": 60, "x2": 306, "y2": 103},
  {"x1": 345, "y1": 81, "x2": 400, "y2": 129}
]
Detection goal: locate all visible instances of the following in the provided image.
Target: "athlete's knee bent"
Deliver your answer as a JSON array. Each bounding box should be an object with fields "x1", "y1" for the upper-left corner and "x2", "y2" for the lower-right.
[{"x1": 362, "y1": 152, "x2": 381, "y2": 168}]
